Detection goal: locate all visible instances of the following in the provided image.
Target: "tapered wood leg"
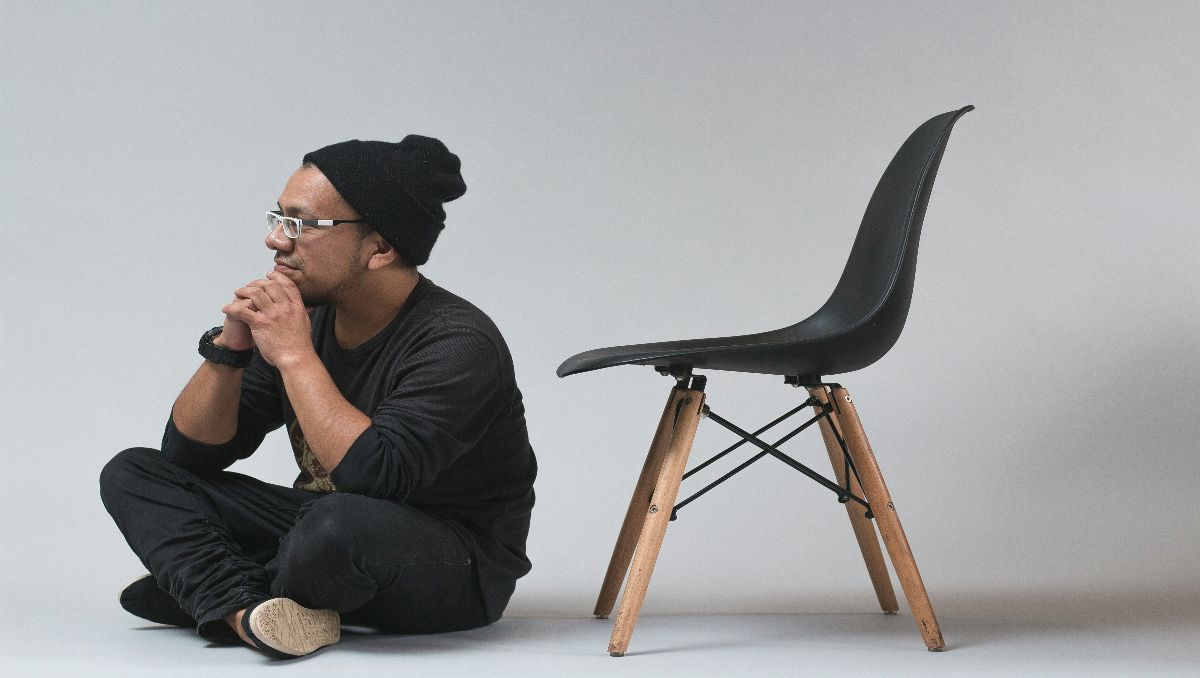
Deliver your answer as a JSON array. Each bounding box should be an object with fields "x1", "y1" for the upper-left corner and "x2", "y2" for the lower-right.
[
  {"x1": 829, "y1": 386, "x2": 945, "y2": 651},
  {"x1": 594, "y1": 385, "x2": 684, "y2": 618},
  {"x1": 608, "y1": 388, "x2": 706, "y2": 656},
  {"x1": 809, "y1": 387, "x2": 899, "y2": 614}
]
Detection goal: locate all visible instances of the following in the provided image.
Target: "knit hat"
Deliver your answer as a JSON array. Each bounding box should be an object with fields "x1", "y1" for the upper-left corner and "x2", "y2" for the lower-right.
[{"x1": 302, "y1": 135, "x2": 466, "y2": 266}]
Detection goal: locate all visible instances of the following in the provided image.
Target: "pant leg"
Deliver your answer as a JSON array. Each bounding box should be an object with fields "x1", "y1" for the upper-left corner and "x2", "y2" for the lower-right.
[
  {"x1": 99, "y1": 447, "x2": 316, "y2": 641},
  {"x1": 266, "y1": 493, "x2": 489, "y2": 633}
]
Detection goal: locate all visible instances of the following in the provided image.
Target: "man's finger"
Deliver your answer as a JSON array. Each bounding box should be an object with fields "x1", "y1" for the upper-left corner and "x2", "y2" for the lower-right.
[
  {"x1": 233, "y1": 283, "x2": 266, "y2": 301},
  {"x1": 237, "y1": 285, "x2": 277, "y2": 308},
  {"x1": 222, "y1": 303, "x2": 258, "y2": 326},
  {"x1": 256, "y1": 279, "x2": 292, "y2": 306},
  {"x1": 266, "y1": 271, "x2": 301, "y2": 304},
  {"x1": 234, "y1": 278, "x2": 265, "y2": 296},
  {"x1": 245, "y1": 279, "x2": 283, "y2": 305}
]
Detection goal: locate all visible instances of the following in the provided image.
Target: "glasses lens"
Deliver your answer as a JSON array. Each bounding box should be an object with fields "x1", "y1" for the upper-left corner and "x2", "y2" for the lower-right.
[{"x1": 267, "y1": 212, "x2": 300, "y2": 238}]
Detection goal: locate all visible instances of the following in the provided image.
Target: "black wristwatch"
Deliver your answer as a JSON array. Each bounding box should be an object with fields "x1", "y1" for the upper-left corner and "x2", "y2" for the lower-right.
[{"x1": 198, "y1": 326, "x2": 253, "y2": 369}]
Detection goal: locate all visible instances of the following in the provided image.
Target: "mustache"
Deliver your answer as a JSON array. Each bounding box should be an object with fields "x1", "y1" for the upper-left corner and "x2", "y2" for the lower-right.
[{"x1": 274, "y1": 257, "x2": 302, "y2": 269}]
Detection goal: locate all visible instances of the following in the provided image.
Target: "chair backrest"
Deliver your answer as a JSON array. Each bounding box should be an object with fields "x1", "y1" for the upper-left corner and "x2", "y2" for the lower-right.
[{"x1": 800, "y1": 106, "x2": 973, "y2": 371}]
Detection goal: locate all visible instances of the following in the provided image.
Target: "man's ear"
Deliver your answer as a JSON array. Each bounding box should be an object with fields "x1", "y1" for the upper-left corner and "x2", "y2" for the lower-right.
[{"x1": 364, "y1": 233, "x2": 399, "y2": 270}]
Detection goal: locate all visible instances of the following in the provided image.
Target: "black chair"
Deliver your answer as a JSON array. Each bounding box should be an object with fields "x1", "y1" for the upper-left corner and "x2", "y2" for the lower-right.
[{"x1": 558, "y1": 106, "x2": 973, "y2": 656}]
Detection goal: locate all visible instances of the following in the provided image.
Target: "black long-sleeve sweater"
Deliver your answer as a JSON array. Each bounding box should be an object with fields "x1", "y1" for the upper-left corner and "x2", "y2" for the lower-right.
[{"x1": 162, "y1": 276, "x2": 537, "y2": 623}]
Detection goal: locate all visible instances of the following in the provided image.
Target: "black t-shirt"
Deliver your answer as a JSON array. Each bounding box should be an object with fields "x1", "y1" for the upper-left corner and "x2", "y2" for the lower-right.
[{"x1": 162, "y1": 276, "x2": 537, "y2": 622}]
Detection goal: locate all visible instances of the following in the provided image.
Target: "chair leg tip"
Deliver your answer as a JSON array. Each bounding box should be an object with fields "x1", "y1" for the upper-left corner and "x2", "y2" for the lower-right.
[
  {"x1": 609, "y1": 652, "x2": 625, "y2": 657},
  {"x1": 594, "y1": 614, "x2": 608, "y2": 619},
  {"x1": 883, "y1": 610, "x2": 898, "y2": 615}
]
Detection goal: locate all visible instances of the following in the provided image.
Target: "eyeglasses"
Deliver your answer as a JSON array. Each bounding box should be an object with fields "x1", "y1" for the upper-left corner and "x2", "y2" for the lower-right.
[{"x1": 266, "y1": 210, "x2": 369, "y2": 239}]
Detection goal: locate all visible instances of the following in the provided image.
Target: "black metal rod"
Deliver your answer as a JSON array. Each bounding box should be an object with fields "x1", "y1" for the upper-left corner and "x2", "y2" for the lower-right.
[
  {"x1": 817, "y1": 413, "x2": 872, "y2": 516},
  {"x1": 704, "y1": 409, "x2": 870, "y2": 510},
  {"x1": 843, "y1": 454, "x2": 850, "y2": 497},
  {"x1": 672, "y1": 407, "x2": 826, "y2": 518},
  {"x1": 825, "y1": 415, "x2": 869, "y2": 501},
  {"x1": 673, "y1": 450, "x2": 771, "y2": 516},
  {"x1": 682, "y1": 400, "x2": 813, "y2": 481}
]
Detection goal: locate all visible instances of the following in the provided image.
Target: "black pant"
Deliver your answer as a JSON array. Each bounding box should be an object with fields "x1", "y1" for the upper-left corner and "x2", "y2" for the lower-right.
[{"x1": 100, "y1": 447, "x2": 487, "y2": 642}]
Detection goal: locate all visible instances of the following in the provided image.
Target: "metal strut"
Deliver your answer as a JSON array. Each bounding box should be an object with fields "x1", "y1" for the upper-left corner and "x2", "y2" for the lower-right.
[
  {"x1": 681, "y1": 400, "x2": 814, "y2": 482},
  {"x1": 668, "y1": 390, "x2": 872, "y2": 521},
  {"x1": 671, "y1": 401, "x2": 824, "y2": 519},
  {"x1": 818, "y1": 402, "x2": 873, "y2": 518}
]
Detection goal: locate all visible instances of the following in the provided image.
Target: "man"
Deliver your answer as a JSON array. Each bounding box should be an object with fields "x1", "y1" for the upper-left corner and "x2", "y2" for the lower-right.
[{"x1": 99, "y1": 136, "x2": 537, "y2": 659}]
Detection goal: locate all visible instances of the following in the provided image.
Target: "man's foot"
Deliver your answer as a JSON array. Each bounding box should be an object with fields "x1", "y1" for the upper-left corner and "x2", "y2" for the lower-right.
[
  {"x1": 119, "y1": 574, "x2": 196, "y2": 628},
  {"x1": 230, "y1": 598, "x2": 340, "y2": 659}
]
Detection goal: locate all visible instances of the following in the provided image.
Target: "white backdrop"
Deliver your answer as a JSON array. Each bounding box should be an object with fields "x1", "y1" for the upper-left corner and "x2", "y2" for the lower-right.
[{"x1": 2, "y1": 1, "x2": 1197, "y2": 624}]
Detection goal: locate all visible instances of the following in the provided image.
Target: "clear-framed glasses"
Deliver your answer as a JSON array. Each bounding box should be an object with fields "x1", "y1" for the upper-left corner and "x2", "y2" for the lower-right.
[{"x1": 266, "y1": 210, "x2": 369, "y2": 239}]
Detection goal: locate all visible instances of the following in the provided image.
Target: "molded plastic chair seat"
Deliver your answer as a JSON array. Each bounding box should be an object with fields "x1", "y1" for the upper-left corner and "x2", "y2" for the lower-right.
[
  {"x1": 559, "y1": 105, "x2": 974, "y2": 382},
  {"x1": 557, "y1": 315, "x2": 889, "y2": 379}
]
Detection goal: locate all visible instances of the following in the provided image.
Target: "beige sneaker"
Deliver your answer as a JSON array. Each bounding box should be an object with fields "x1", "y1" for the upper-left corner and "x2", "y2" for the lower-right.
[{"x1": 240, "y1": 598, "x2": 340, "y2": 659}]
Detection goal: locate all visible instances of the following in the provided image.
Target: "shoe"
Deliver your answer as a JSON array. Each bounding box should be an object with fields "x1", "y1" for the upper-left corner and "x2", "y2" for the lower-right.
[
  {"x1": 239, "y1": 598, "x2": 340, "y2": 659},
  {"x1": 119, "y1": 574, "x2": 196, "y2": 628}
]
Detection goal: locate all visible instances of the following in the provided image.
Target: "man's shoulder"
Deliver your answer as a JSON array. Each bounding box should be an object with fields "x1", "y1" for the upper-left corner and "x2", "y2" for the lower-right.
[
  {"x1": 412, "y1": 278, "x2": 506, "y2": 344},
  {"x1": 399, "y1": 279, "x2": 518, "y2": 380}
]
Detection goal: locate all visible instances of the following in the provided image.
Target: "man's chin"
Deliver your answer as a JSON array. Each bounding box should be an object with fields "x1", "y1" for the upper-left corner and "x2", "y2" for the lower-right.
[{"x1": 298, "y1": 287, "x2": 331, "y2": 307}]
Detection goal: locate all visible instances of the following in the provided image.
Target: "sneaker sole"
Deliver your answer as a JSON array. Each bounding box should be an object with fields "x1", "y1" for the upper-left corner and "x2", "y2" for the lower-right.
[{"x1": 248, "y1": 598, "x2": 340, "y2": 657}]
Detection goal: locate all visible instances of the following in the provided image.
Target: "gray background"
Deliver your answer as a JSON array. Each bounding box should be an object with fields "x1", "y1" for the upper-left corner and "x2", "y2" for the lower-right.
[{"x1": 2, "y1": 0, "x2": 1198, "y2": 674}]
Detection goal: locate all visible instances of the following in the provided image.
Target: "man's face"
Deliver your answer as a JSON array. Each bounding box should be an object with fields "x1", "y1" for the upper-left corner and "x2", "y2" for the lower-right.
[{"x1": 268, "y1": 165, "x2": 369, "y2": 307}]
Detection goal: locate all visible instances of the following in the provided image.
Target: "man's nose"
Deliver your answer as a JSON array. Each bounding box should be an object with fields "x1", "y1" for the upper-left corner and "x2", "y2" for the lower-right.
[{"x1": 266, "y1": 224, "x2": 293, "y2": 252}]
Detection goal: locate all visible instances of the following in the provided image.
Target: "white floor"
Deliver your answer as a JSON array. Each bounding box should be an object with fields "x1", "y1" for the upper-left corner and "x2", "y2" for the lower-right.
[{"x1": 5, "y1": 589, "x2": 1197, "y2": 677}]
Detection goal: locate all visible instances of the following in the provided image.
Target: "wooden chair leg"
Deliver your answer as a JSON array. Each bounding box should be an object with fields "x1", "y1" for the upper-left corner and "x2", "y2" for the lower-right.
[
  {"x1": 607, "y1": 388, "x2": 706, "y2": 656},
  {"x1": 809, "y1": 386, "x2": 899, "y2": 614},
  {"x1": 829, "y1": 386, "x2": 945, "y2": 651},
  {"x1": 594, "y1": 385, "x2": 684, "y2": 618}
]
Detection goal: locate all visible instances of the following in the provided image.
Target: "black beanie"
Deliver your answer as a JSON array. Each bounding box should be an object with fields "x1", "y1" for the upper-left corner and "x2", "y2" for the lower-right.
[{"x1": 302, "y1": 135, "x2": 466, "y2": 266}]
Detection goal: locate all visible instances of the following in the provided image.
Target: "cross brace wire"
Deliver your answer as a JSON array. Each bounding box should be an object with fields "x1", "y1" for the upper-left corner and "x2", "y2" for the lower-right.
[{"x1": 670, "y1": 397, "x2": 872, "y2": 520}]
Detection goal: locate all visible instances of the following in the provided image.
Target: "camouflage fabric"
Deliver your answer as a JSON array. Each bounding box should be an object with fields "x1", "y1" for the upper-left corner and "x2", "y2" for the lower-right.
[{"x1": 288, "y1": 420, "x2": 336, "y2": 493}]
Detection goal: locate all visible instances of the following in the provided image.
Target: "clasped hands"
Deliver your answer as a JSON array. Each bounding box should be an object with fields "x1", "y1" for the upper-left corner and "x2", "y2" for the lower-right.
[{"x1": 221, "y1": 271, "x2": 314, "y2": 369}]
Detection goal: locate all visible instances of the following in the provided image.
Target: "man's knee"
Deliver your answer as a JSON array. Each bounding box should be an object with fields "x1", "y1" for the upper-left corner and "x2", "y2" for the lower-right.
[
  {"x1": 270, "y1": 494, "x2": 373, "y2": 595},
  {"x1": 99, "y1": 447, "x2": 163, "y2": 501},
  {"x1": 283, "y1": 494, "x2": 371, "y2": 559}
]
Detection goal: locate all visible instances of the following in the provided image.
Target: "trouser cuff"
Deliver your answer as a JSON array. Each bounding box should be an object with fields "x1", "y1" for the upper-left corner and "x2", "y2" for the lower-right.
[{"x1": 196, "y1": 595, "x2": 263, "y2": 645}]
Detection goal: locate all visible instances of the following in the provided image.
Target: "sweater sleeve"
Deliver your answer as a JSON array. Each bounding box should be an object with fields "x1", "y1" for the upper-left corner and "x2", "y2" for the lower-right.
[
  {"x1": 329, "y1": 327, "x2": 502, "y2": 500},
  {"x1": 161, "y1": 349, "x2": 285, "y2": 474}
]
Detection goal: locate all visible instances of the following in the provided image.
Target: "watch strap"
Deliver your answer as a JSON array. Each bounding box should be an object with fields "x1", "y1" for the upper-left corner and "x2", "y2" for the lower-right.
[{"x1": 198, "y1": 326, "x2": 253, "y2": 369}]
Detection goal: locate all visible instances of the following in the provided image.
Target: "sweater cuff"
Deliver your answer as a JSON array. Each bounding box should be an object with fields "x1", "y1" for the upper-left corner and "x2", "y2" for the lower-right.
[
  {"x1": 329, "y1": 426, "x2": 406, "y2": 500},
  {"x1": 161, "y1": 415, "x2": 243, "y2": 474}
]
